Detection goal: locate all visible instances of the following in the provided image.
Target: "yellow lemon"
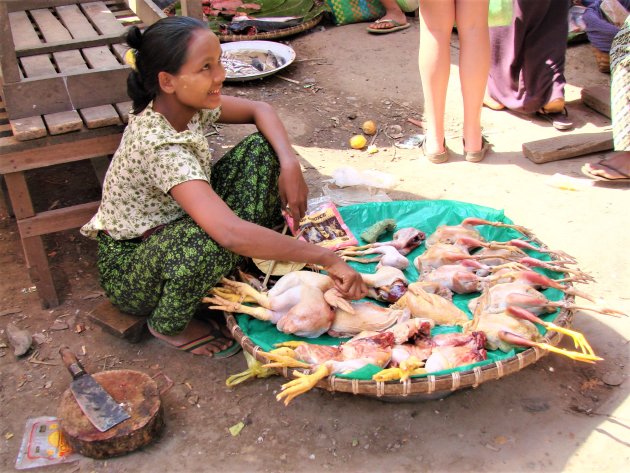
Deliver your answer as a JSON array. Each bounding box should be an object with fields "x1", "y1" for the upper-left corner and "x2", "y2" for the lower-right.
[
  {"x1": 350, "y1": 134, "x2": 367, "y2": 149},
  {"x1": 362, "y1": 120, "x2": 377, "y2": 135}
]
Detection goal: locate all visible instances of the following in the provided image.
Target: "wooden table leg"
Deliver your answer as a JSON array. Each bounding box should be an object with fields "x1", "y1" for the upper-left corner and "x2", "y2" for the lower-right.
[{"x1": 4, "y1": 171, "x2": 59, "y2": 308}]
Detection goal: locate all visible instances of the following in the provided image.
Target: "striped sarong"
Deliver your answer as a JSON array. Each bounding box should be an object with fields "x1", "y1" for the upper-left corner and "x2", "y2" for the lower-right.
[{"x1": 611, "y1": 17, "x2": 630, "y2": 151}]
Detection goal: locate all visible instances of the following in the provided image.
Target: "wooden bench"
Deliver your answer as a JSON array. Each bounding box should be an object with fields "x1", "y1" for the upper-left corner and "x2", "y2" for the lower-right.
[{"x1": 0, "y1": 0, "x2": 166, "y2": 308}]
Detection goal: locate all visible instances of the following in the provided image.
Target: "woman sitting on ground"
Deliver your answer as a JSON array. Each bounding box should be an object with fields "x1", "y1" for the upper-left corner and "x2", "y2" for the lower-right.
[{"x1": 81, "y1": 16, "x2": 367, "y2": 357}]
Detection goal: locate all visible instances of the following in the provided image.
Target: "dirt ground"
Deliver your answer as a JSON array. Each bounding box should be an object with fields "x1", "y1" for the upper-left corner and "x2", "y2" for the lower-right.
[{"x1": 1, "y1": 17, "x2": 629, "y2": 473}]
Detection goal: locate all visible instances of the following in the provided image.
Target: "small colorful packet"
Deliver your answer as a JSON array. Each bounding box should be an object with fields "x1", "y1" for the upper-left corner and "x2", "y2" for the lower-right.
[
  {"x1": 285, "y1": 200, "x2": 358, "y2": 251},
  {"x1": 15, "y1": 417, "x2": 79, "y2": 470}
]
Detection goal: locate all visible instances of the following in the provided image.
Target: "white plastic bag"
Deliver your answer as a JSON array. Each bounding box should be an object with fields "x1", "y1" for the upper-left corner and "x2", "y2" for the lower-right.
[
  {"x1": 330, "y1": 167, "x2": 398, "y2": 190},
  {"x1": 322, "y1": 184, "x2": 392, "y2": 207}
]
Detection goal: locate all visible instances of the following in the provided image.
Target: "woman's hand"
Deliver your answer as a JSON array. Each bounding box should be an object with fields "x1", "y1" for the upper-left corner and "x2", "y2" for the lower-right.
[
  {"x1": 325, "y1": 258, "x2": 368, "y2": 301},
  {"x1": 278, "y1": 159, "x2": 308, "y2": 232}
]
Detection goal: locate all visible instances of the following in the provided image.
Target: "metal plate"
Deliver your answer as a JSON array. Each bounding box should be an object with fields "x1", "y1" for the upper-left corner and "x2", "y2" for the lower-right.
[{"x1": 221, "y1": 40, "x2": 296, "y2": 82}]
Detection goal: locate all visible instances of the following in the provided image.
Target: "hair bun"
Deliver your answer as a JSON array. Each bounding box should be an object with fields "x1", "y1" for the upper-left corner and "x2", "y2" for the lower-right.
[{"x1": 126, "y1": 26, "x2": 143, "y2": 51}]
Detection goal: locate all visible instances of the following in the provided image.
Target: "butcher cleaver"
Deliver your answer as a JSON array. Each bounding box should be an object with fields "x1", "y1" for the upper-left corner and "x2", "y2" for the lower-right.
[{"x1": 59, "y1": 346, "x2": 130, "y2": 432}]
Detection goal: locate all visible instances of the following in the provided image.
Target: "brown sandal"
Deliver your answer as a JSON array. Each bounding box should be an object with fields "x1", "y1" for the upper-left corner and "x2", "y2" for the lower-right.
[
  {"x1": 422, "y1": 138, "x2": 449, "y2": 164},
  {"x1": 464, "y1": 137, "x2": 491, "y2": 163}
]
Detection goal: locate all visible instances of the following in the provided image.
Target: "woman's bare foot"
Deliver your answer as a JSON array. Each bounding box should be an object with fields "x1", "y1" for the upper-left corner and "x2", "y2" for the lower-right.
[
  {"x1": 582, "y1": 152, "x2": 630, "y2": 180},
  {"x1": 148, "y1": 318, "x2": 234, "y2": 356}
]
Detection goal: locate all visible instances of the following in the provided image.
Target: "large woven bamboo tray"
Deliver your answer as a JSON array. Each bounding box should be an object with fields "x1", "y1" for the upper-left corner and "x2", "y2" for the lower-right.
[
  {"x1": 217, "y1": 13, "x2": 324, "y2": 42},
  {"x1": 222, "y1": 200, "x2": 579, "y2": 400}
]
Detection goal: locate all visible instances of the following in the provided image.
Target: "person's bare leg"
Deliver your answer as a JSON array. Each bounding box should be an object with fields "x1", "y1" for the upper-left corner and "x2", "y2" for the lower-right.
[
  {"x1": 419, "y1": 0, "x2": 455, "y2": 155},
  {"x1": 369, "y1": 0, "x2": 408, "y2": 31},
  {"x1": 455, "y1": 0, "x2": 490, "y2": 153}
]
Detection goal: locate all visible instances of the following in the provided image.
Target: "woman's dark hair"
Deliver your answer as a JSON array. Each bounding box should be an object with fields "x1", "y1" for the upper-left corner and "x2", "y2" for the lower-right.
[{"x1": 126, "y1": 16, "x2": 208, "y2": 114}]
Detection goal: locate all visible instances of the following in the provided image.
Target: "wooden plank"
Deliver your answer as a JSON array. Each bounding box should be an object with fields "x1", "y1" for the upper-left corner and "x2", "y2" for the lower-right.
[
  {"x1": 3, "y1": 67, "x2": 130, "y2": 119},
  {"x1": 80, "y1": 105, "x2": 122, "y2": 128},
  {"x1": 114, "y1": 101, "x2": 133, "y2": 123},
  {"x1": 127, "y1": 0, "x2": 166, "y2": 26},
  {"x1": 57, "y1": 2, "x2": 127, "y2": 87},
  {"x1": 523, "y1": 132, "x2": 614, "y2": 164},
  {"x1": 581, "y1": 86, "x2": 611, "y2": 119},
  {"x1": 0, "y1": 130, "x2": 123, "y2": 173},
  {"x1": 16, "y1": 33, "x2": 126, "y2": 57},
  {"x1": 10, "y1": 11, "x2": 58, "y2": 78},
  {"x1": 180, "y1": 0, "x2": 204, "y2": 20},
  {"x1": 10, "y1": 116, "x2": 48, "y2": 141},
  {"x1": 82, "y1": 1, "x2": 127, "y2": 35},
  {"x1": 7, "y1": 0, "x2": 104, "y2": 13},
  {"x1": 30, "y1": 8, "x2": 88, "y2": 74},
  {"x1": 89, "y1": 300, "x2": 146, "y2": 342},
  {"x1": 0, "y1": 1, "x2": 21, "y2": 83},
  {"x1": 29, "y1": 5, "x2": 90, "y2": 143},
  {"x1": 57, "y1": 3, "x2": 100, "y2": 38},
  {"x1": 83, "y1": 46, "x2": 123, "y2": 68},
  {"x1": 0, "y1": 123, "x2": 122, "y2": 153},
  {"x1": 5, "y1": 170, "x2": 61, "y2": 307},
  {"x1": 3, "y1": 171, "x2": 35, "y2": 218},
  {"x1": 17, "y1": 201, "x2": 100, "y2": 238},
  {"x1": 44, "y1": 110, "x2": 84, "y2": 135},
  {"x1": 23, "y1": 235, "x2": 60, "y2": 308},
  {"x1": 81, "y1": 0, "x2": 130, "y2": 63}
]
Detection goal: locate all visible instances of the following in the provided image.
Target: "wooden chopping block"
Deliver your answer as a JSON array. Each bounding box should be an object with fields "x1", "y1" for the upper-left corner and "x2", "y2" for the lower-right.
[
  {"x1": 58, "y1": 369, "x2": 164, "y2": 459},
  {"x1": 522, "y1": 131, "x2": 614, "y2": 164}
]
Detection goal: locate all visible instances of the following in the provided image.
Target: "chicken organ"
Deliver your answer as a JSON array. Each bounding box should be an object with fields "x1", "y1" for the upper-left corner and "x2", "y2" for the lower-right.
[{"x1": 360, "y1": 265, "x2": 408, "y2": 303}]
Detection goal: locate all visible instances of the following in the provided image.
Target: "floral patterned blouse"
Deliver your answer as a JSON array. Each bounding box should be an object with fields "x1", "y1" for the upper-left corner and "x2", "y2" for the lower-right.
[{"x1": 81, "y1": 103, "x2": 221, "y2": 240}]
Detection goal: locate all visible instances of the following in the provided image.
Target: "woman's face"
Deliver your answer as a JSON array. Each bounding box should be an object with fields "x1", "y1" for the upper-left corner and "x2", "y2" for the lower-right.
[{"x1": 170, "y1": 29, "x2": 225, "y2": 110}]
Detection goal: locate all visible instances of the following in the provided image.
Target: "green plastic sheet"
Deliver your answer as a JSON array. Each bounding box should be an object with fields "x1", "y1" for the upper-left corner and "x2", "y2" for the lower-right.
[{"x1": 235, "y1": 200, "x2": 564, "y2": 380}]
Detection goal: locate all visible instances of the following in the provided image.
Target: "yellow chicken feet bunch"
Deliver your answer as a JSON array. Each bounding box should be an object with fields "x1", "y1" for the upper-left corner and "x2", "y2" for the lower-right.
[
  {"x1": 498, "y1": 331, "x2": 603, "y2": 363},
  {"x1": 261, "y1": 346, "x2": 311, "y2": 370},
  {"x1": 225, "y1": 352, "x2": 278, "y2": 387},
  {"x1": 372, "y1": 356, "x2": 426, "y2": 382},
  {"x1": 505, "y1": 306, "x2": 596, "y2": 356},
  {"x1": 277, "y1": 365, "x2": 331, "y2": 406}
]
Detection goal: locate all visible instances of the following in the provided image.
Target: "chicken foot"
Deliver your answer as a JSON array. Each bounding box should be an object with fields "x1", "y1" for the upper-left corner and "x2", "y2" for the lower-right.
[
  {"x1": 372, "y1": 356, "x2": 426, "y2": 382},
  {"x1": 498, "y1": 331, "x2": 603, "y2": 363},
  {"x1": 277, "y1": 365, "x2": 331, "y2": 406},
  {"x1": 506, "y1": 306, "x2": 596, "y2": 356}
]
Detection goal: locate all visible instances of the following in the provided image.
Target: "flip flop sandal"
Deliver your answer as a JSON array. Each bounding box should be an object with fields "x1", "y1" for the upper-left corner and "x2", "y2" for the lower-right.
[
  {"x1": 367, "y1": 19, "x2": 411, "y2": 35},
  {"x1": 154, "y1": 319, "x2": 242, "y2": 358},
  {"x1": 581, "y1": 162, "x2": 630, "y2": 182},
  {"x1": 464, "y1": 136, "x2": 492, "y2": 163},
  {"x1": 421, "y1": 138, "x2": 449, "y2": 164},
  {"x1": 536, "y1": 107, "x2": 574, "y2": 131}
]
